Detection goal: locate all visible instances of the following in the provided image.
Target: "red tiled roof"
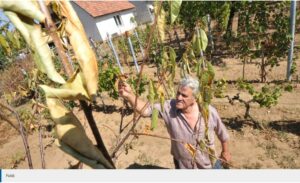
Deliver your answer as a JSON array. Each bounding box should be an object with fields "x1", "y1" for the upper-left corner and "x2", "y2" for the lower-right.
[{"x1": 74, "y1": 1, "x2": 135, "y2": 17}]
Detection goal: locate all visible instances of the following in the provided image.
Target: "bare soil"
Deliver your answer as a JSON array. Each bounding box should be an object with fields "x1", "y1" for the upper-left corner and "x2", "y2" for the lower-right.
[{"x1": 0, "y1": 55, "x2": 299, "y2": 169}]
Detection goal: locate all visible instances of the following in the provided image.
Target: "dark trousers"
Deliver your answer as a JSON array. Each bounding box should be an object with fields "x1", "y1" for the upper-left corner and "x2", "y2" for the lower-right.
[{"x1": 173, "y1": 158, "x2": 180, "y2": 169}]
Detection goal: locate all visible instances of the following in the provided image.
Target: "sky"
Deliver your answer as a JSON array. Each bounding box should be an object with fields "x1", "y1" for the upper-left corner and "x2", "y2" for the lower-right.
[{"x1": 0, "y1": 9, "x2": 14, "y2": 31}]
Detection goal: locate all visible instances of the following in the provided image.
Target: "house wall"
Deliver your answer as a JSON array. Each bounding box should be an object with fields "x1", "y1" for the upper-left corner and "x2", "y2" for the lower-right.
[
  {"x1": 95, "y1": 9, "x2": 136, "y2": 41},
  {"x1": 129, "y1": 0, "x2": 154, "y2": 24},
  {"x1": 71, "y1": 2, "x2": 101, "y2": 41}
]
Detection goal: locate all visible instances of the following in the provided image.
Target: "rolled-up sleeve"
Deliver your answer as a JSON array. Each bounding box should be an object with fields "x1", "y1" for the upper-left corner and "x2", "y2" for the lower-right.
[
  {"x1": 210, "y1": 106, "x2": 229, "y2": 142},
  {"x1": 143, "y1": 103, "x2": 162, "y2": 117},
  {"x1": 144, "y1": 100, "x2": 174, "y2": 126}
]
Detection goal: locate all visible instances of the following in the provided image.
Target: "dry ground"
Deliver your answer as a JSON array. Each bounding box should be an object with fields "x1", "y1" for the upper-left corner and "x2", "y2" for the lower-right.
[{"x1": 0, "y1": 55, "x2": 299, "y2": 169}]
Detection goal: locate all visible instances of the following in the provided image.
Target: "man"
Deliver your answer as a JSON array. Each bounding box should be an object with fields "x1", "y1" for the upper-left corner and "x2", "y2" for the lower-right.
[{"x1": 118, "y1": 76, "x2": 231, "y2": 169}]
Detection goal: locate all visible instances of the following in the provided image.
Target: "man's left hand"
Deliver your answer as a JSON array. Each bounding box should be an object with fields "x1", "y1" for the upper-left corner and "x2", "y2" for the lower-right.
[{"x1": 220, "y1": 151, "x2": 231, "y2": 162}]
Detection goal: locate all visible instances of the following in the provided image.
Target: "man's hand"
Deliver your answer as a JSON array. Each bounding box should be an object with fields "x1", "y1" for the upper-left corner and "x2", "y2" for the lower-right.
[
  {"x1": 118, "y1": 81, "x2": 133, "y2": 100},
  {"x1": 220, "y1": 151, "x2": 231, "y2": 163},
  {"x1": 118, "y1": 80, "x2": 149, "y2": 117}
]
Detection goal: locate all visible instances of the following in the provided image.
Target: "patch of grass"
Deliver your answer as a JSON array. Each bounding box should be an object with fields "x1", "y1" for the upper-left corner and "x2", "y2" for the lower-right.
[
  {"x1": 137, "y1": 152, "x2": 160, "y2": 165},
  {"x1": 276, "y1": 131, "x2": 289, "y2": 142},
  {"x1": 265, "y1": 142, "x2": 278, "y2": 159}
]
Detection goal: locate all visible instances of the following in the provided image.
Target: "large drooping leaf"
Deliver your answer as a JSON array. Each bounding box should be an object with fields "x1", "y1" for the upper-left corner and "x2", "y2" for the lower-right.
[
  {"x1": 59, "y1": 1, "x2": 98, "y2": 101},
  {"x1": 169, "y1": 0, "x2": 182, "y2": 24},
  {"x1": 39, "y1": 70, "x2": 89, "y2": 101},
  {"x1": 4, "y1": 11, "x2": 66, "y2": 84},
  {"x1": 207, "y1": 62, "x2": 215, "y2": 85},
  {"x1": 46, "y1": 98, "x2": 114, "y2": 169},
  {"x1": 4, "y1": 11, "x2": 30, "y2": 43},
  {"x1": 0, "y1": 0, "x2": 45, "y2": 22},
  {"x1": 29, "y1": 24, "x2": 66, "y2": 83},
  {"x1": 56, "y1": 140, "x2": 106, "y2": 169},
  {"x1": 192, "y1": 28, "x2": 208, "y2": 55}
]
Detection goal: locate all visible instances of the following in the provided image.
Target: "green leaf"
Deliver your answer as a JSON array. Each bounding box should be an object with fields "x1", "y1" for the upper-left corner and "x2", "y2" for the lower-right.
[
  {"x1": 151, "y1": 108, "x2": 159, "y2": 130},
  {"x1": 207, "y1": 62, "x2": 215, "y2": 84},
  {"x1": 147, "y1": 79, "x2": 155, "y2": 105},
  {"x1": 192, "y1": 28, "x2": 208, "y2": 55},
  {"x1": 13, "y1": 31, "x2": 21, "y2": 49},
  {"x1": 6, "y1": 30, "x2": 21, "y2": 50},
  {"x1": 167, "y1": 78, "x2": 175, "y2": 98},
  {"x1": 201, "y1": 72, "x2": 210, "y2": 86},
  {"x1": 202, "y1": 86, "x2": 212, "y2": 104},
  {"x1": 0, "y1": 34, "x2": 11, "y2": 56},
  {"x1": 46, "y1": 98, "x2": 113, "y2": 169},
  {"x1": 169, "y1": 47, "x2": 176, "y2": 66},
  {"x1": 169, "y1": 0, "x2": 182, "y2": 24},
  {"x1": 284, "y1": 84, "x2": 293, "y2": 92},
  {"x1": 162, "y1": 49, "x2": 168, "y2": 69}
]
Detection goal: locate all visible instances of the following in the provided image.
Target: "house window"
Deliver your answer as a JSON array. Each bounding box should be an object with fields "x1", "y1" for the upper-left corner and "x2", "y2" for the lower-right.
[{"x1": 114, "y1": 15, "x2": 122, "y2": 26}]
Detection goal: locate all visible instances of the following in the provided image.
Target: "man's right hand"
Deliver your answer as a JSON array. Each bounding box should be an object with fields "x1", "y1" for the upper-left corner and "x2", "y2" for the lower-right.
[
  {"x1": 118, "y1": 80, "x2": 149, "y2": 117},
  {"x1": 118, "y1": 81, "x2": 133, "y2": 100}
]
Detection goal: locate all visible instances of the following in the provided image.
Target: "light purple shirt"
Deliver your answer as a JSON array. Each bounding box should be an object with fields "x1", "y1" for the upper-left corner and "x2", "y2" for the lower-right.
[{"x1": 146, "y1": 99, "x2": 229, "y2": 169}]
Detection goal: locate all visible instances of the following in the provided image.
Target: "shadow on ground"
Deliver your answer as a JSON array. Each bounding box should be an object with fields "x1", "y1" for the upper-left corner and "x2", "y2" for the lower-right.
[
  {"x1": 269, "y1": 120, "x2": 300, "y2": 136},
  {"x1": 223, "y1": 117, "x2": 300, "y2": 136},
  {"x1": 222, "y1": 117, "x2": 255, "y2": 131},
  {"x1": 126, "y1": 163, "x2": 169, "y2": 169},
  {"x1": 92, "y1": 104, "x2": 133, "y2": 115}
]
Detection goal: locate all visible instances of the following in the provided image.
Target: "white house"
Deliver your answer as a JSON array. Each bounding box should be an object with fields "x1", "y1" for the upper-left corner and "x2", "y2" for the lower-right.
[
  {"x1": 129, "y1": 0, "x2": 154, "y2": 24},
  {"x1": 71, "y1": 1, "x2": 136, "y2": 41}
]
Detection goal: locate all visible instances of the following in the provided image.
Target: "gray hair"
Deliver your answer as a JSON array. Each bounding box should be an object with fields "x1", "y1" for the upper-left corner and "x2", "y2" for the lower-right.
[{"x1": 179, "y1": 76, "x2": 200, "y2": 97}]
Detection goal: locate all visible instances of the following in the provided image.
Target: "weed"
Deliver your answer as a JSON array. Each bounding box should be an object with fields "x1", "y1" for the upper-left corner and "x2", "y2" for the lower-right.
[
  {"x1": 265, "y1": 142, "x2": 278, "y2": 159},
  {"x1": 17, "y1": 108, "x2": 37, "y2": 133},
  {"x1": 137, "y1": 152, "x2": 160, "y2": 165}
]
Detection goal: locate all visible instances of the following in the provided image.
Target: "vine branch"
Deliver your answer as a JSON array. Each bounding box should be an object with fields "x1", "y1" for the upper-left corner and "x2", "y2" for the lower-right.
[{"x1": 0, "y1": 102, "x2": 33, "y2": 169}]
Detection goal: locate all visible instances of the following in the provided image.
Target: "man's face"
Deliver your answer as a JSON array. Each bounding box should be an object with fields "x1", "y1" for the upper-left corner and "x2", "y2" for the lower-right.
[{"x1": 175, "y1": 86, "x2": 196, "y2": 110}]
